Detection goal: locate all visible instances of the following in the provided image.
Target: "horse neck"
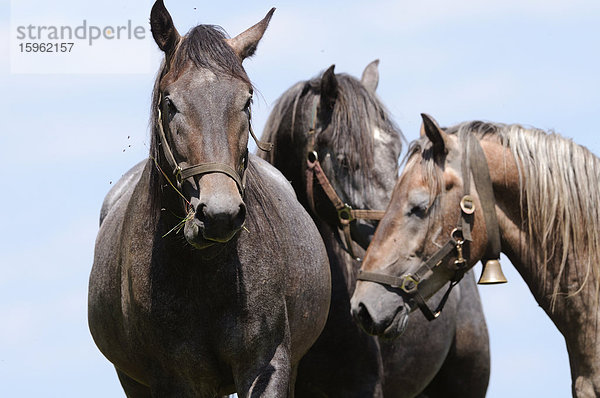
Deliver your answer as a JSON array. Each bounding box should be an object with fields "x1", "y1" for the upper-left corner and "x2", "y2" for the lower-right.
[
  {"x1": 482, "y1": 139, "x2": 599, "y2": 334},
  {"x1": 293, "y1": 93, "x2": 375, "y2": 293},
  {"x1": 481, "y1": 139, "x2": 548, "y2": 297},
  {"x1": 314, "y1": 217, "x2": 363, "y2": 295}
]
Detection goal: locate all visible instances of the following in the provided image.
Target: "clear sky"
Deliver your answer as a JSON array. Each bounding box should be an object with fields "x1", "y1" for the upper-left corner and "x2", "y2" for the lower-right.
[{"x1": 1, "y1": 0, "x2": 599, "y2": 396}]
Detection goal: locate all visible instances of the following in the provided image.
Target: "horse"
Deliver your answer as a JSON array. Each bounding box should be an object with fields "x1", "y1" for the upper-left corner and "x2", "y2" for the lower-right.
[
  {"x1": 351, "y1": 113, "x2": 600, "y2": 397},
  {"x1": 259, "y1": 64, "x2": 490, "y2": 397},
  {"x1": 88, "y1": 1, "x2": 331, "y2": 396}
]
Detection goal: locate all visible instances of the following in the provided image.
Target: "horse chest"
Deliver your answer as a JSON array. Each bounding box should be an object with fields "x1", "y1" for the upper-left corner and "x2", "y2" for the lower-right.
[
  {"x1": 138, "y1": 274, "x2": 237, "y2": 341},
  {"x1": 119, "y1": 278, "x2": 242, "y2": 384}
]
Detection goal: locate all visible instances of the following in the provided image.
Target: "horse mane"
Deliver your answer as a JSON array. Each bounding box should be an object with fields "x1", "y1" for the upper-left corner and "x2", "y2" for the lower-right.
[
  {"x1": 148, "y1": 25, "x2": 252, "y2": 214},
  {"x1": 262, "y1": 71, "x2": 403, "y2": 175},
  {"x1": 260, "y1": 80, "x2": 306, "y2": 159},
  {"x1": 322, "y1": 73, "x2": 402, "y2": 172},
  {"x1": 409, "y1": 120, "x2": 600, "y2": 307},
  {"x1": 243, "y1": 158, "x2": 286, "y2": 240}
]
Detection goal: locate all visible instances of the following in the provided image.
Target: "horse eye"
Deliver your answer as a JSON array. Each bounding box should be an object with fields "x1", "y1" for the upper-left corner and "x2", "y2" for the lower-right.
[
  {"x1": 164, "y1": 97, "x2": 178, "y2": 118},
  {"x1": 337, "y1": 154, "x2": 349, "y2": 168},
  {"x1": 409, "y1": 204, "x2": 428, "y2": 218}
]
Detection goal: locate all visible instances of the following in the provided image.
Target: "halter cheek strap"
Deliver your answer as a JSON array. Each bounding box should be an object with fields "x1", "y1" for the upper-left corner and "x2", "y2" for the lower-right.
[
  {"x1": 306, "y1": 152, "x2": 385, "y2": 259},
  {"x1": 155, "y1": 94, "x2": 271, "y2": 193},
  {"x1": 302, "y1": 96, "x2": 385, "y2": 260},
  {"x1": 248, "y1": 107, "x2": 273, "y2": 152}
]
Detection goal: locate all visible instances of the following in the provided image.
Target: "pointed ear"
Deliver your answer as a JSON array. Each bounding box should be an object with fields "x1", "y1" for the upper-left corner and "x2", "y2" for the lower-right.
[
  {"x1": 150, "y1": 0, "x2": 181, "y2": 56},
  {"x1": 420, "y1": 113, "x2": 448, "y2": 160},
  {"x1": 320, "y1": 64, "x2": 338, "y2": 111},
  {"x1": 361, "y1": 59, "x2": 379, "y2": 93},
  {"x1": 226, "y1": 8, "x2": 275, "y2": 60}
]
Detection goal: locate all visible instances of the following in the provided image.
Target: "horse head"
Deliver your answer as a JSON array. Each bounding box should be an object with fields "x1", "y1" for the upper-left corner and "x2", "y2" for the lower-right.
[
  {"x1": 351, "y1": 114, "x2": 499, "y2": 338},
  {"x1": 150, "y1": 0, "x2": 273, "y2": 248},
  {"x1": 291, "y1": 62, "x2": 402, "y2": 252}
]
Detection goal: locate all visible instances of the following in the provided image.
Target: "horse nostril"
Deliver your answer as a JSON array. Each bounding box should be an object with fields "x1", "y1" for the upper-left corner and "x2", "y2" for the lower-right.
[
  {"x1": 195, "y1": 200, "x2": 245, "y2": 235},
  {"x1": 233, "y1": 203, "x2": 246, "y2": 229},
  {"x1": 354, "y1": 303, "x2": 375, "y2": 333},
  {"x1": 195, "y1": 203, "x2": 207, "y2": 223}
]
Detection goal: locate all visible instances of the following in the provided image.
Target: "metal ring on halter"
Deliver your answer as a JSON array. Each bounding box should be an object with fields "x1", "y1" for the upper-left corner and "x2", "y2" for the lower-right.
[
  {"x1": 337, "y1": 204, "x2": 355, "y2": 224},
  {"x1": 450, "y1": 228, "x2": 464, "y2": 244},
  {"x1": 307, "y1": 150, "x2": 318, "y2": 165},
  {"x1": 174, "y1": 166, "x2": 183, "y2": 187},
  {"x1": 400, "y1": 274, "x2": 420, "y2": 294}
]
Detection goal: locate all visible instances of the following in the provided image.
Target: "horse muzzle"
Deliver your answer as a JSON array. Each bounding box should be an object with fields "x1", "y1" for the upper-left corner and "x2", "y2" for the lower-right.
[
  {"x1": 350, "y1": 282, "x2": 410, "y2": 339},
  {"x1": 184, "y1": 176, "x2": 246, "y2": 248}
]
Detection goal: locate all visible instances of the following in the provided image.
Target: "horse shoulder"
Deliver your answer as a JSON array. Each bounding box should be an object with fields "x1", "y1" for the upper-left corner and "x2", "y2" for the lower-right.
[
  {"x1": 245, "y1": 155, "x2": 331, "y2": 362},
  {"x1": 248, "y1": 154, "x2": 297, "y2": 197},
  {"x1": 246, "y1": 155, "x2": 323, "y2": 244},
  {"x1": 89, "y1": 160, "x2": 154, "y2": 375}
]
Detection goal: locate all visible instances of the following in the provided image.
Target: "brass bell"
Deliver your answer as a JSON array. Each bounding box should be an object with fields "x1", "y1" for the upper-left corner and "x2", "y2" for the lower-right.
[{"x1": 478, "y1": 259, "x2": 508, "y2": 285}]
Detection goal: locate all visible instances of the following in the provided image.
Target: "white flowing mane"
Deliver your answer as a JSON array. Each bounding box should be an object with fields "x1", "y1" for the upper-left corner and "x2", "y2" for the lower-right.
[
  {"x1": 457, "y1": 121, "x2": 600, "y2": 308},
  {"x1": 407, "y1": 120, "x2": 600, "y2": 308}
]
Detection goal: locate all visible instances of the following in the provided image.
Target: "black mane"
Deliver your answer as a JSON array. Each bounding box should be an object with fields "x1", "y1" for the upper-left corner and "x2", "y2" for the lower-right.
[
  {"x1": 171, "y1": 25, "x2": 251, "y2": 84},
  {"x1": 263, "y1": 71, "x2": 403, "y2": 173},
  {"x1": 319, "y1": 73, "x2": 401, "y2": 171}
]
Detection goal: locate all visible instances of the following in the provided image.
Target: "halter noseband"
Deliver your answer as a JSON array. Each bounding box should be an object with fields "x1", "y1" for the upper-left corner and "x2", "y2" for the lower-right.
[
  {"x1": 357, "y1": 132, "x2": 503, "y2": 321},
  {"x1": 155, "y1": 94, "x2": 271, "y2": 193},
  {"x1": 302, "y1": 96, "x2": 386, "y2": 260}
]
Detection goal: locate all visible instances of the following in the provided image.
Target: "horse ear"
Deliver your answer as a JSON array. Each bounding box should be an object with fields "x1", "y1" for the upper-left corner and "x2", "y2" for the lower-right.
[
  {"x1": 361, "y1": 59, "x2": 379, "y2": 93},
  {"x1": 320, "y1": 64, "x2": 338, "y2": 111},
  {"x1": 226, "y1": 8, "x2": 275, "y2": 60},
  {"x1": 150, "y1": 0, "x2": 181, "y2": 56},
  {"x1": 420, "y1": 113, "x2": 448, "y2": 159}
]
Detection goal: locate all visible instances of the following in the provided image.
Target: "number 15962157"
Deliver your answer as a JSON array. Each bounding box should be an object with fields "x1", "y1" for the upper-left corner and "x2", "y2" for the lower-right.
[{"x1": 19, "y1": 42, "x2": 74, "y2": 53}]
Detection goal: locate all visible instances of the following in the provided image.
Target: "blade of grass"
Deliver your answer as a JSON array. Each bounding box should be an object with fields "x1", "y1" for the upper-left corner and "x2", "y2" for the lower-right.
[{"x1": 162, "y1": 210, "x2": 194, "y2": 238}]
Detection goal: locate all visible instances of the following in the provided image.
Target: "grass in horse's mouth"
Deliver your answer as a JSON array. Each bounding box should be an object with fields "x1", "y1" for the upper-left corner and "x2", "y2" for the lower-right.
[{"x1": 150, "y1": 156, "x2": 249, "y2": 238}]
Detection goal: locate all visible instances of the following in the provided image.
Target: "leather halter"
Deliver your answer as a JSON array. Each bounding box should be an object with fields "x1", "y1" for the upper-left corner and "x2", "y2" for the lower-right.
[
  {"x1": 155, "y1": 94, "x2": 271, "y2": 193},
  {"x1": 357, "y1": 132, "x2": 501, "y2": 320},
  {"x1": 303, "y1": 96, "x2": 385, "y2": 260}
]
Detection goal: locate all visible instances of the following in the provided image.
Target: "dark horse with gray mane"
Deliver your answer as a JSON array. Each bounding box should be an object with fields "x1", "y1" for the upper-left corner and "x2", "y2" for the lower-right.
[
  {"x1": 259, "y1": 63, "x2": 490, "y2": 397},
  {"x1": 89, "y1": 1, "x2": 331, "y2": 396}
]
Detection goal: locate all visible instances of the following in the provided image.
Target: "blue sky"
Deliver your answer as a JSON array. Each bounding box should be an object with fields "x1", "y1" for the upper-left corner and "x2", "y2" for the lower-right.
[{"x1": 2, "y1": 0, "x2": 599, "y2": 396}]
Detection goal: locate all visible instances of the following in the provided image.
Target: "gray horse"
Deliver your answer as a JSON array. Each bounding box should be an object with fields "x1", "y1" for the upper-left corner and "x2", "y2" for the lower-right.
[
  {"x1": 89, "y1": 1, "x2": 330, "y2": 396},
  {"x1": 260, "y1": 63, "x2": 490, "y2": 397}
]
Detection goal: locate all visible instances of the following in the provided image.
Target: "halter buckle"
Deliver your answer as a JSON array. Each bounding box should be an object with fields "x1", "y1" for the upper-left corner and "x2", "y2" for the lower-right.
[{"x1": 460, "y1": 195, "x2": 475, "y2": 214}]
